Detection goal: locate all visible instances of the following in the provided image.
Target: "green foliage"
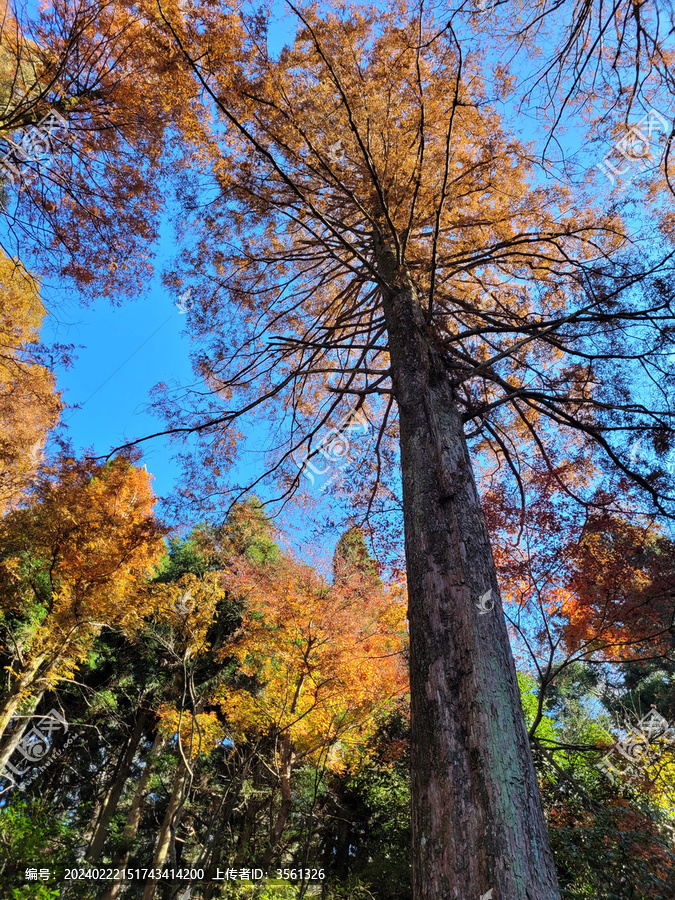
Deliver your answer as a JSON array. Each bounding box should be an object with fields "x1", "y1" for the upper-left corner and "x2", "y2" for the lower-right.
[
  {"x1": 216, "y1": 886, "x2": 299, "y2": 899},
  {"x1": 0, "y1": 799, "x2": 78, "y2": 895},
  {"x1": 532, "y1": 664, "x2": 675, "y2": 898},
  {"x1": 321, "y1": 881, "x2": 380, "y2": 899},
  {"x1": 549, "y1": 803, "x2": 675, "y2": 899},
  {"x1": 215, "y1": 498, "x2": 281, "y2": 566},
  {"x1": 2, "y1": 502, "x2": 673, "y2": 899},
  {"x1": 153, "y1": 535, "x2": 209, "y2": 583},
  {"x1": 8, "y1": 886, "x2": 60, "y2": 899},
  {"x1": 518, "y1": 672, "x2": 557, "y2": 744},
  {"x1": 321, "y1": 709, "x2": 411, "y2": 900},
  {"x1": 332, "y1": 528, "x2": 380, "y2": 586}
]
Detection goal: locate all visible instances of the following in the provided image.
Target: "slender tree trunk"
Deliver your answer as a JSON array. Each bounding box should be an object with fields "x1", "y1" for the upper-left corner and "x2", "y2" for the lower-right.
[
  {"x1": 79, "y1": 797, "x2": 104, "y2": 857},
  {"x1": 141, "y1": 757, "x2": 189, "y2": 900},
  {"x1": 87, "y1": 708, "x2": 148, "y2": 861},
  {"x1": 0, "y1": 655, "x2": 46, "y2": 765},
  {"x1": 0, "y1": 688, "x2": 45, "y2": 777},
  {"x1": 232, "y1": 796, "x2": 259, "y2": 867},
  {"x1": 376, "y1": 245, "x2": 561, "y2": 900},
  {"x1": 200, "y1": 756, "x2": 253, "y2": 900},
  {"x1": 101, "y1": 731, "x2": 167, "y2": 900},
  {"x1": 261, "y1": 733, "x2": 293, "y2": 868}
]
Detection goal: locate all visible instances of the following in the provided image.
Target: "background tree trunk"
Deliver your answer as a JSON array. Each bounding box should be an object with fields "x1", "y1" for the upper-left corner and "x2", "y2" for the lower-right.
[
  {"x1": 87, "y1": 708, "x2": 148, "y2": 861},
  {"x1": 377, "y1": 250, "x2": 561, "y2": 899},
  {"x1": 0, "y1": 688, "x2": 44, "y2": 778},
  {"x1": 200, "y1": 755, "x2": 253, "y2": 900},
  {"x1": 141, "y1": 757, "x2": 189, "y2": 900},
  {"x1": 0, "y1": 655, "x2": 46, "y2": 769},
  {"x1": 261, "y1": 733, "x2": 293, "y2": 868},
  {"x1": 101, "y1": 730, "x2": 167, "y2": 900}
]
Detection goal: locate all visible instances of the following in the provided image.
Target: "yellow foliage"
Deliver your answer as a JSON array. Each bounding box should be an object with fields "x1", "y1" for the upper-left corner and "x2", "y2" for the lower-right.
[
  {"x1": 151, "y1": 572, "x2": 226, "y2": 654},
  {"x1": 0, "y1": 251, "x2": 60, "y2": 514},
  {"x1": 0, "y1": 455, "x2": 168, "y2": 692},
  {"x1": 157, "y1": 703, "x2": 225, "y2": 759}
]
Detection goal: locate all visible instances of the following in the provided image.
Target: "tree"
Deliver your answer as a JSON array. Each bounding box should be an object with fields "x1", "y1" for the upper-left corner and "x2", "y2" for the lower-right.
[
  {"x1": 509, "y1": 0, "x2": 675, "y2": 133},
  {"x1": 528, "y1": 663, "x2": 675, "y2": 899},
  {"x1": 105, "y1": 2, "x2": 675, "y2": 895},
  {"x1": 332, "y1": 527, "x2": 381, "y2": 589},
  {"x1": 0, "y1": 453, "x2": 167, "y2": 773},
  {"x1": 8, "y1": 0, "x2": 673, "y2": 893},
  {"x1": 0, "y1": 0, "x2": 208, "y2": 299},
  {"x1": 561, "y1": 513, "x2": 675, "y2": 659},
  {"x1": 217, "y1": 540, "x2": 407, "y2": 868},
  {"x1": 320, "y1": 704, "x2": 412, "y2": 900}
]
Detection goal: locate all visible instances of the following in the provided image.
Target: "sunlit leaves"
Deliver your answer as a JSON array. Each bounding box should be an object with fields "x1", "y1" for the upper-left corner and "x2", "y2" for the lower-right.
[
  {"x1": 0, "y1": 454, "x2": 167, "y2": 693},
  {"x1": 0, "y1": 250, "x2": 60, "y2": 515},
  {"x1": 216, "y1": 548, "x2": 408, "y2": 765}
]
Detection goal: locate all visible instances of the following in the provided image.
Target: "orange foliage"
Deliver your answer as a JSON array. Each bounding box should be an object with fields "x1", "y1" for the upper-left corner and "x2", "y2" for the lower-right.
[
  {"x1": 217, "y1": 551, "x2": 408, "y2": 766},
  {"x1": 562, "y1": 514, "x2": 675, "y2": 660},
  {"x1": 0, "y1": 0, "x2": 235, "y2": 298},
  {"x1": 0, "y1": 454, "x2": 168, "y2": 694},
  {"x1": 0, "y1": 251, "x2": 61, "y2": 514},
  {"x1": 481, "y1": 468, "x2": 675, "y2": 663}
]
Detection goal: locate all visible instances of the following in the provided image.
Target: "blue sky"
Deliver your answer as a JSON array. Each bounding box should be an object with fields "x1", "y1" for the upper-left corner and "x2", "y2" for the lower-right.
[{"x1": 44, "y1": 259, "x2": 192, "y2": 499}]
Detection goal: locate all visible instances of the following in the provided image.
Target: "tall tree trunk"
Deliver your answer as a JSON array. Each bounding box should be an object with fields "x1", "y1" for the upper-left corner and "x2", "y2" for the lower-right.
[
  {"x1": 376, "y1": 246, "x2": 561, "y2": 900},
  {"x1": 87, "y1": 707, "x2": 148, "y2": 861},
  {"x1": 100, "y1": 731, "x2": 167, "y2": 900},
  {"x1": 141, "y1": 757, "x2": 189, "y2": 900}
]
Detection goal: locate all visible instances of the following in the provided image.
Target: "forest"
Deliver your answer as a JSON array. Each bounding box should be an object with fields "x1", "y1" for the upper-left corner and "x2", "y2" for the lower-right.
[{"x1": 1, "y1": 0, "x2": 675, "y2": 897}]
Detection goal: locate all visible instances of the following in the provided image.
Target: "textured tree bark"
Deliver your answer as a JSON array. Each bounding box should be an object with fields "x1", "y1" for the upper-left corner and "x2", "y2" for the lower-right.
[
  {"x1": 87, "y1": 708, "x2": 148, "y2": 861},
  {"x1": 101, "y1": 730, "x2": 167, "y2": 900},
  {"x1": 376, "y1": 244, "x2": 561, "y2": 900}
]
